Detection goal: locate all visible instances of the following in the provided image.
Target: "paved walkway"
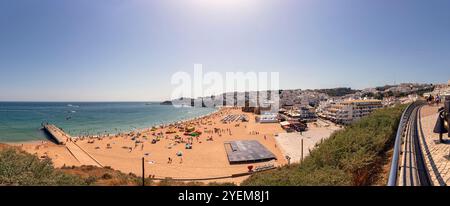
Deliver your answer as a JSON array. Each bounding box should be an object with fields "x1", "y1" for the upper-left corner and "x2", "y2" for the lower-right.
[
  {"x1": 275, "y1": 119, "x2": 341, "y2": 163},
  {"x1": 418, "y1": 105, "x2": 450, "y2": 186}
]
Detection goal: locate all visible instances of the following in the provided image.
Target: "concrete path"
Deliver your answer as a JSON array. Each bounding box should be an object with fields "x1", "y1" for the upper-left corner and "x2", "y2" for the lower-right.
[{"x1": 418, "y1": 105, "x2": 449, "y2": 186}]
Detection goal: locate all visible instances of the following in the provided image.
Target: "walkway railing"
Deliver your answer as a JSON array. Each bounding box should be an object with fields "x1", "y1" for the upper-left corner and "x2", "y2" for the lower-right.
[
  {"x1": 387, "y1": 101, "x2": 430, "y2": 186},
  {"x1": 387, "y1": 102, "x2": 416, "y2": 186}
]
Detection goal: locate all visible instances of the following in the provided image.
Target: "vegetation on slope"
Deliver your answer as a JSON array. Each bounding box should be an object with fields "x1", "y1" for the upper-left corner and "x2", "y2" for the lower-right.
[
  {"x1": 59, "y1": 165, "x2": 143, "y2": 186},
  {"x1": 0, "y1": 144, "x2": 235, "y2": 186},
  {"x1": 0, "y1": 148, "x2": 86, "y2": 186},
  {"x1": 60, "y1": 165, "x2": 237, "y2": 186},
  {"x1": 242, "y1": 104, "x2": 407, "y2": 186}
]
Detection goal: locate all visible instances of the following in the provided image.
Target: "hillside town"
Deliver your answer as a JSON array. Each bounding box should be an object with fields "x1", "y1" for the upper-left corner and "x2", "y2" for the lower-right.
[
  {"x1": 167, "y1": 82, "x2": 448, "y2": 133},
  {"x1": 275, "y1": 83, "x2": 441, "y2": 127}
]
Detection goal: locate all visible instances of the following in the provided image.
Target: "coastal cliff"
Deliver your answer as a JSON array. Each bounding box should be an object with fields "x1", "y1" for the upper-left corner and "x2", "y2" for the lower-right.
[{"x1": 160, "y1": 101, "x2": 173, "y2": 105}]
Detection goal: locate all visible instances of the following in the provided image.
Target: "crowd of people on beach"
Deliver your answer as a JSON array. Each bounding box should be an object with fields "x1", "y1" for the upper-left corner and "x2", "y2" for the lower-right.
[{"x1": 71, "y1": 107, "x2": 251, "y2": 166}]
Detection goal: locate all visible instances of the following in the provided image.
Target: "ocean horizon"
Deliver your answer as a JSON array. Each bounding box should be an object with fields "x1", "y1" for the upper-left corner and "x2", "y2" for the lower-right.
[{"x1": 0, "y1": 102, "x2": 217, "y2": 142}]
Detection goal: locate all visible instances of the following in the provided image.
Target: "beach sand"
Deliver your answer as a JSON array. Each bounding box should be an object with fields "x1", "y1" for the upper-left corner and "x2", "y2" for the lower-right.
[
  {"x1": 14, "y1": 107, "x2": 339, "y2": 184},
  {"x1": 15, "y1": 108, "x2": 282, "y2": 184},
  {"x1": 14, "y1": 141, "x2": 81, "y2": 167}
]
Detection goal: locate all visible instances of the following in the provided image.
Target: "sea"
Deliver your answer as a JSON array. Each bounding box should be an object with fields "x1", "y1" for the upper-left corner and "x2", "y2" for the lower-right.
[{"x1": 0, "y1": 102, "x2": 217, "y2": 142}]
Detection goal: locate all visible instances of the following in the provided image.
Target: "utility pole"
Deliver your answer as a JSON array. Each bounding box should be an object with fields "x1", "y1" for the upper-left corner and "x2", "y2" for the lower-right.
[
  {"x1": 142, "y1": 157, "x2": 145, "y2": 186},
  {"x1": 286, "y1": 155, "x2": 291, "y2": 166},
  {"x1": 301, "y1": 138, "x2": 304, "y2": 163}
]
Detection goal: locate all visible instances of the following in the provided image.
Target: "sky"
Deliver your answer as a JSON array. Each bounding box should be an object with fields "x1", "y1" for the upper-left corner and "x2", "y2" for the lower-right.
[{"x1": 0, "y1": 0, "x2": 449, "y2": 101}]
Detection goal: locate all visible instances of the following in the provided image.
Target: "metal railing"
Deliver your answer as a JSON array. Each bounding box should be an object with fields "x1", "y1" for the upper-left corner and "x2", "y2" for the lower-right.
[
  {"x1": 387, "y1": 101, "x2": 430, "y2": 186},
  {"x1": 387, "y1": 102, "x2": 416, "y2": 186}
]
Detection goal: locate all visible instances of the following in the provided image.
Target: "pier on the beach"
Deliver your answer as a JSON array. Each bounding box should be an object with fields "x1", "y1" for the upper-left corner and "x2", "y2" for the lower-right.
[
  {"x1": 42, "y1": 123, "x2": 103, "y2": 167},
  {"x1": 42, "y1": 123, "x2": 71, "y2": 145}
]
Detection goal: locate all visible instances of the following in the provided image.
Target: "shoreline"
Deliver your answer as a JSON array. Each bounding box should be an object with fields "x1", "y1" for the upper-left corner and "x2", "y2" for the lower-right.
[
  {"x1": 72, "y1": 106, "x2": 222, "y2": 139},
  {"x1": 14, "y1": 107, "x2": 287, "y2": 184},
  {"x1": 1, "y1": 105, "x2": 221, "y2": 144},
  {"x1": 73, "y1": 106, "x2": 222, "y2": 139},
  {"x1": 6, "y1": 106, "x2": 342, "y2": 184},
  {"x1": 127, "y1": 106, "x2": 222, "y2": 137},
  {"x1": 4, "y1": 140, "x2": 50, "y2": 145}
]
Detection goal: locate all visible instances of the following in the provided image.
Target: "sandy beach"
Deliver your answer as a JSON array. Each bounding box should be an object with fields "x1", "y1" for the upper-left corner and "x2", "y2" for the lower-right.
[{"x1": 13, "y1": 107, "x2": 340, "y2": 184}]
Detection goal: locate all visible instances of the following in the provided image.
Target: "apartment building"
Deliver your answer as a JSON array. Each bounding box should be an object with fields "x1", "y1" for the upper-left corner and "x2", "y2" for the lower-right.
[
  {"x1": 318, "y1": 99, "x2": 383, "y2": 124},
  {"x1": 298, "y1": 106, "x2": 318, "y2": 122}
]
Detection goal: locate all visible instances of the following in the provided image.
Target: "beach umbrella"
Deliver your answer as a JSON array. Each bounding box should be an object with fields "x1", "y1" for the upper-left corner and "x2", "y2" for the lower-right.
[
  {"x1": 176, "y1": 151, "x2": 183, "y2": 156},
  {"x1": 185, "y1": 143, "x2": 192, "y2": 149}
]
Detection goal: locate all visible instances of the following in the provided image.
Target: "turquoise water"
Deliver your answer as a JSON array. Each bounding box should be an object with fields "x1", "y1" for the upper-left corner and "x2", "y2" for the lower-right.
[{"x1": 0, "y1": 102, "x2": 217, "y2": 142}]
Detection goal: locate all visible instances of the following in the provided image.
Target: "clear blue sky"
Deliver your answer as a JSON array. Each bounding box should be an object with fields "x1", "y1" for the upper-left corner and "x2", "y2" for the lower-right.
[{"x1": 0, "y1": 0, "x2": 449, "y2": 101}]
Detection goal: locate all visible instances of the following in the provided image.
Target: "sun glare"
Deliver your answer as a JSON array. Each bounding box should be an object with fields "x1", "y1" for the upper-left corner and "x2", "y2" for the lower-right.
[{"x1": 192, "y1": 0, "x2": 257, "y2": 9}]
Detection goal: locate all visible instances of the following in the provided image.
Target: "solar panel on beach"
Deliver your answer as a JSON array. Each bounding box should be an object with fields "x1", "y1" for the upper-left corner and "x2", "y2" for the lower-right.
[{"x1": 224, "y1": 140, "x2": 276, "y2": 164}]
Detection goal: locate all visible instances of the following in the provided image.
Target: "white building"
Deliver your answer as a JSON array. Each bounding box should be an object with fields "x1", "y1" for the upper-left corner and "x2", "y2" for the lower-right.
[
  {"x1": 257, "y1": 112, "x2": 279, "y2": 123},
  {"x1": 319, "y1": 99, "x2": 383, "y2": 124}
]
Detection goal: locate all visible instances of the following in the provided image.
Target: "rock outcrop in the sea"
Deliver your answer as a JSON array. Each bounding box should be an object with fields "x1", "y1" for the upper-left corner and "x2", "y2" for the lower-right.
[{"x1": 160, "y1": 101, "x2": 173, "y2": 105}]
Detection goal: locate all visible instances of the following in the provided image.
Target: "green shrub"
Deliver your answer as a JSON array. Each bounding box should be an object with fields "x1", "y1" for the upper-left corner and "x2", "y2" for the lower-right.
[
  {"x1": 0, "y1": 148, "x2": 86, "y2": 186},
  {"x1": 242, "y1": 104, "x2": 406, "y2": 186},
  {"x1": 84, "y1": 176, "x2": 98, "y2": 185},
  {"x1": 101, "y1": 173, "x2": 113, "y2": 180}
]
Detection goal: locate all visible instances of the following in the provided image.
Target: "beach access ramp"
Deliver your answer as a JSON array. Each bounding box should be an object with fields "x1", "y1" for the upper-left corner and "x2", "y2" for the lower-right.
[{"x1": 42, "y1": 123, "x2": 103, "y2": 167}]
